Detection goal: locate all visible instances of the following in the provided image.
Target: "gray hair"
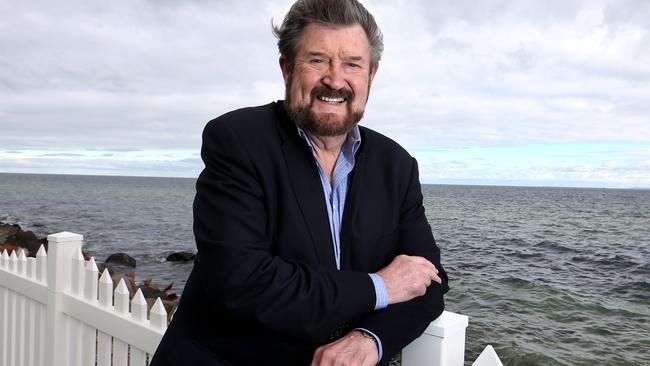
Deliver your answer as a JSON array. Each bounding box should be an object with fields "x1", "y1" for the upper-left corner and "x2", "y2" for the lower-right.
[{"x1": 272, "y1": 0, "x2": 384, "y2": 69}]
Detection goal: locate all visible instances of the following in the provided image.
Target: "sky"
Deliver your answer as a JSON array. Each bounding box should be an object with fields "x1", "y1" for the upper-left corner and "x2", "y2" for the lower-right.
[{"x1": 1, "y1": 0, "x2": 649, "y2": 188}]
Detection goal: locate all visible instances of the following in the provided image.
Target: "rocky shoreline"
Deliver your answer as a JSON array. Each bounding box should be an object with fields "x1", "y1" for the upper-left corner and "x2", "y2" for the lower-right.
[{"x1": 0, "y1": 221, "x2": 193, "y2": 321}]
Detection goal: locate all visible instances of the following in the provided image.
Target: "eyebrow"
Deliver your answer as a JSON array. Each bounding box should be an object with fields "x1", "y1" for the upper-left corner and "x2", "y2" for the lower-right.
[{"x1": 307, "y1": 52, "x2": 365, "y2": 62}]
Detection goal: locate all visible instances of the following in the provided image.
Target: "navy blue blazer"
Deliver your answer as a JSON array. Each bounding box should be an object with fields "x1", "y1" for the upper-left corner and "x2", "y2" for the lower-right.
[{"x1": 150, "y1": 101, "x2": 449, "y2": 366}]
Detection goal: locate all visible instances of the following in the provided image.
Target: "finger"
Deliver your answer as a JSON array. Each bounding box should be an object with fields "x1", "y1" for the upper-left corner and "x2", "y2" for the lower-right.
[
  {"x1": 430, "y1": 268, "x2": 439, "y2": 280},
  {"x1": 413, "y1": 257, "x2": 436, "y2": 272},
  {"x1": 311, "y1": 347, "x2": 323, "y2": 366},
  {"x1": 432, "y1": 273, "x2": 442, "y2": 284}
]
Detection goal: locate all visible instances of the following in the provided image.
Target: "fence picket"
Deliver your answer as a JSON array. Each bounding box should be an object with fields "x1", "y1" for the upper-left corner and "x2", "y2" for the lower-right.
[
  {"x1": 27, "y1": 257, "x2": 35, "y2": 280},
  {"x1": 25, "y1": 300, "x2": 35, "y2": 366},
  {"x1": 0, "y1": 249, "x2": 7, "y2": 268},
  {"x1": 0, "y1": 297, "x2": 4, "y2": 366},
  {"x1": 25, "y1": 258, "x2": 36, "y2": 366},
  {"x1": 98, "y1": 269, "x2": 112, "y2": 307},
  {"x1": 113, "y1": 280, "x2": 130, "y2": 366},
  {"x1": 16, "y1": 251, "x2": 27, "y2": 366},
  {"x1": 8, "y1": 285, "x2": 17, "y2": 366},
  {"x1": 150, "y1": 298, "x2": 167, "y2": 331},
  {"x1": 68, "y1": 317, "x2": 82, "y2": 366},
  {"x1": 35, "y1": 302, "x2": 45, "y2": 366},
  {"x1": 131, "y1": 289, "x2": 147, "y2": 322},
  {"x1": 36, "y1": 245, "x2": 46, "y2": 284},
  {"x1": 96, "y1": 269, "x2": 113, "y2": 366},
  {"x1": 85, "y1": 257, "x2": 99, "y2": 302},
  {"x1": 71, "y1": 249, "x2": 85, "y2": 296},
  {"x1": 18, "y1": 249, "x2": 26, "y2": 275},
  {"x1": 16, "y1": 298, "x2": 25, "y2": 365},
  {"x1": 114, "y1": 279, "x2": 129, "y2": 314},
  {"x1": 7, "y1": 250, "x2": 18, "y2": 366},
  {"x1": 0, "y1": 252, "x2": 8, "y2": 366},
  {"x1": 9, "y1": 249, "x2": 17, "y2": 271},
  {"x1": 82, "y1": 257, "x2": 99, "y2": 366},
  {"x1": 97, "y1": 330, "x2": 112, "y2": 366},
  {"x1": 25, "y1": 252, "x2": 38, "y2": 366}
]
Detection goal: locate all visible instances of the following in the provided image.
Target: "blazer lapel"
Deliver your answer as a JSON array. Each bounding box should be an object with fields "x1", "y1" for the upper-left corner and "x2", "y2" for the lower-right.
[
  {"x1": 340, "y1": 129, "x2": 366, "y2": 270},
  {"x1": 276, "y1": 103, "x2": 337, "y2": 268}
]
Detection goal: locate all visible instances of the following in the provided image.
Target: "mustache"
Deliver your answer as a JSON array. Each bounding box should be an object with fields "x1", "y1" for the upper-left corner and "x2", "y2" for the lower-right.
[{"x1": 310, "y1": 85, "x2": 354, "y2": 101}]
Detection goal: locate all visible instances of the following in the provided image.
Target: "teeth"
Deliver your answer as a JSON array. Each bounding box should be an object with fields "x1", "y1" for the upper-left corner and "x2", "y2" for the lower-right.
[{"x1": 318, "y1": 96, "x2": 345, "y2": 104}]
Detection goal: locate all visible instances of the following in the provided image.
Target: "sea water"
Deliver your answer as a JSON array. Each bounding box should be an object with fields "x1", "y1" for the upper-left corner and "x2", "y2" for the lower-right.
[{"x1": 1, "y1": 173, "x2": 648, "y2": 365}]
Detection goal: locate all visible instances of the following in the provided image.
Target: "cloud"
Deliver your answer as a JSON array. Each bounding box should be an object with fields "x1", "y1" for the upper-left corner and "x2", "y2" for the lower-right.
[
  {"x1": 0, "y1": 149, "x2": 203, "y2": 178},
  {"x1": 40, "y1": 153, "x2": 85, "y2": 157},
  {"x1": 0, "y1": 0, "x2": 648, "y2": 187},
  {"x1": 364, "y1": 0, "x2": 650, "y2": 150}
]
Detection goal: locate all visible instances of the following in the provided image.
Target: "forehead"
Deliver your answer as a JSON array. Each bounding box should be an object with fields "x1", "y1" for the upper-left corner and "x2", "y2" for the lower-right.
[{"x1": 296, "y1": 23, "x2": 370, "y2": 59}]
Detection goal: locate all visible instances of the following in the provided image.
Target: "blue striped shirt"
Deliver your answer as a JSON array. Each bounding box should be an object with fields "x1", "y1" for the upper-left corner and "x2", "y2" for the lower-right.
[{"x1": 297, "y1": 126, "x2": 387, "y2": 360}]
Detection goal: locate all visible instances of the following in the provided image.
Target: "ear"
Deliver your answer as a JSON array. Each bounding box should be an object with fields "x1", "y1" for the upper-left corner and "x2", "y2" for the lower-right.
[
  {"x1": 279, "y1": 56, "x2": 291, "y2": 85},
  {"x1": 368, "y1": 63, "x2": 379, "y2": 85}
]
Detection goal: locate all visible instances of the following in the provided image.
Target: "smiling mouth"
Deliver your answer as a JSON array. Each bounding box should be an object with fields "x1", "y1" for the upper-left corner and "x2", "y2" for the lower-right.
[{"x1": 316, "y1": 95, "x2": 346, "y2": 104}]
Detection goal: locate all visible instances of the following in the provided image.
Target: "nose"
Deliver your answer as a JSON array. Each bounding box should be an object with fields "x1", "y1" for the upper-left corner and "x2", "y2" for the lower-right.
[{"x1": 321, "y1": 63, "x2": 345, "y2": 90}]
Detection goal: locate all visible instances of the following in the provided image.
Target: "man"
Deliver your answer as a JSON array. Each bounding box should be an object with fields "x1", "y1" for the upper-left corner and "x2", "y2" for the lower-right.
[{"x1": 151, "y1": 1, "x2": 448, "y2": 365}]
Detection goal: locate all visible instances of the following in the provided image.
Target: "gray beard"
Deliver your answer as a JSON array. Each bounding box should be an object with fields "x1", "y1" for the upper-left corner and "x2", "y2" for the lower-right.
[
  {"x1": 285, "y1": 100, "x2": 364, "y2": 137},
  {"x1": 284, "y1": 76, "x2": 366, "y2": 136}
]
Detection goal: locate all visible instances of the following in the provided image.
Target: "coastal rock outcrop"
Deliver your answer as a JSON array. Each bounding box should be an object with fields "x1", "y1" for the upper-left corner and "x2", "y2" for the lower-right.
[
  {"x1": 1, "y1": 221, "x2": 179, "y2": 321},
  {"x1": 105, "y1": 252, "x2": 137, "y2": 267},
  {"x1": 166, "y1": 252, "x2": 195, "y2": 262},
  {"x1": 0, "y1": 222, "x2": 47, "y2": 256}
]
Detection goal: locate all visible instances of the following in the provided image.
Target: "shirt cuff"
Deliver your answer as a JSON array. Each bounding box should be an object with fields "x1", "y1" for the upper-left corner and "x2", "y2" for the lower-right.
[
  {"x1": 355, "y1": 328, "x2": 383, "y2": 362},
  {"x1": 368, "y1": 273, "x2": 388, "y2": 310}
]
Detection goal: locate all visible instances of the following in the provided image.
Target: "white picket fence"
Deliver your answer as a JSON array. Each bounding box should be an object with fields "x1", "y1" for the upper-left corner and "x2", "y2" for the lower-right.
[
  {"x1": 0, "y1": 231, "x2": 473, "y2": 366},
  {"x1": 0, "y1": 232, "x2": 167, "y2": 366}
]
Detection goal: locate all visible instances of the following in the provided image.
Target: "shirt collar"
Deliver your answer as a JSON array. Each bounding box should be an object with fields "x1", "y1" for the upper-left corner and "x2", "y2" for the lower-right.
[{"x1": 296, "y1": 125, "x2": 362, "y2": 162}]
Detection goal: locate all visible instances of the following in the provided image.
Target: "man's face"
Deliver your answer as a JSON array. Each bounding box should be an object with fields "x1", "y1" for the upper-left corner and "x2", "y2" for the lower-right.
[{"x1": 281, "y1": 23, "x2": 378, "y2": 137}]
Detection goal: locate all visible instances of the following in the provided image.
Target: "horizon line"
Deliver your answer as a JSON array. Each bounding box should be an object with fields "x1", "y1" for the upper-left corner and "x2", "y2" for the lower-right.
[{"x1": 1, "y1": 171, "x2": 647, "y2": 191}]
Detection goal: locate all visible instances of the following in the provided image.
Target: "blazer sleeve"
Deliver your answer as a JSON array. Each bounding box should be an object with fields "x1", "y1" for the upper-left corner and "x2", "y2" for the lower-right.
[
  {"x1": 192, "y1": 118, "x2": 376, "y2": 342},
  {"x1": 355, "y1": 157, "x2": 450, "y2": 364}
]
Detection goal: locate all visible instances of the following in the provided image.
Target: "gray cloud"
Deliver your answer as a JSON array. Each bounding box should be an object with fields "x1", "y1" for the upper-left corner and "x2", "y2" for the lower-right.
[
  {"x1": 40, "y1": 153, "x2": 85, "y2": 157},
  {"x1": 0, "y1": 0, "x2": 648, "y2": 186}
]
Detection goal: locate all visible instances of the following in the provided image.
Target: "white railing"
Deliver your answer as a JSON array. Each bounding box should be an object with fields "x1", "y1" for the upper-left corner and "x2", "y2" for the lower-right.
[
  {"x1": 0, "y1": 232, "x2": 167, "y2": 366},
  {"x1": 0, "y1": 231, "x2": 472, "y2": 366}
]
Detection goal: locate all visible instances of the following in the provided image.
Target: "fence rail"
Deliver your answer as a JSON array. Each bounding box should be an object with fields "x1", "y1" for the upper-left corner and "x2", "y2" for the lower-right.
[{"x1": 1, "y1": 231, "x2": 469, "y2": 366}]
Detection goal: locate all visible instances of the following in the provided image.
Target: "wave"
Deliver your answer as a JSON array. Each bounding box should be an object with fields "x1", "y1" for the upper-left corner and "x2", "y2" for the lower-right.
[{"x1": 535, "y1": 240, "x2": 576, "y2": 253}]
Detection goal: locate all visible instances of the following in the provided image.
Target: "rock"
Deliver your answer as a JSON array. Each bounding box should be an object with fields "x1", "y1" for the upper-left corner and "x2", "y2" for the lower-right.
[
  {"x1": 0, "y1": 223, "x2": 20, "y2": 243},
  {"x1": 105, "y1": 253, "x2": 136, "y2": 267},
  {"x1": 166, "y1": 252, "x2": 195, "y2": 262},
  {"x1": 139, "y1": 280, "x2": 166, "y2": 299},
  {"x1": 0, "y1": 222, "x2": 47, "y2": 256}
]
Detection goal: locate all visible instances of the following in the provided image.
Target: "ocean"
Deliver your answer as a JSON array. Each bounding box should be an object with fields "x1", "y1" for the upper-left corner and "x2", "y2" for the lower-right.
[{"x1": 1, "y1": 173, "x2": 648, "y2": 365}]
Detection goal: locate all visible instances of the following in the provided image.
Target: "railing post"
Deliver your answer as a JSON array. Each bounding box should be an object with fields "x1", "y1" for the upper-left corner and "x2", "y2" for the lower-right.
[
  {"x1": 45, "y1": 232, "x2": 83, "y2": 366},
  {"x1": 401, "y1": 311, "x2": 469, "y2": 366}
]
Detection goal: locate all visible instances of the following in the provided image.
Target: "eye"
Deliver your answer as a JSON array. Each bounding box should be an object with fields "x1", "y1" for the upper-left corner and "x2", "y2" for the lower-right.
[{"x1": 311, "y1": 58, "x2": 325, "y2": 64}]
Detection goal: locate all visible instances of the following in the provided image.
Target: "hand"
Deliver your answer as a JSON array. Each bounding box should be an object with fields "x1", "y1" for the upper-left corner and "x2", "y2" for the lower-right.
[
  {"x1": 311, "y1": 331, "x2": 379, "y2": 366},
  {"x1": 377, "y1": 254, "x2": 441, "y2": 305}
]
